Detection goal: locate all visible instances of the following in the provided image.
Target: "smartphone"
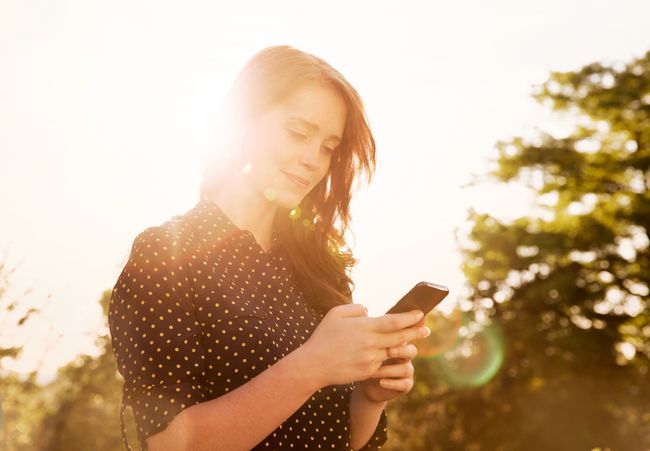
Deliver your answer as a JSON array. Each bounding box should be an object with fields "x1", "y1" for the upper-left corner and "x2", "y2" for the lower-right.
[
  {"x1": 385, "y1": 281, "x2": 449, "y2": 317},
  {"x1": 379, "y1": 281, "x2": 450, "y2": 369}
]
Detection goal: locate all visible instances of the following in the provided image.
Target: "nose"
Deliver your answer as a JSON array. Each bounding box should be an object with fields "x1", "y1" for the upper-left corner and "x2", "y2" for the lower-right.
[{"x1": 299, "y1": 143, "x2": 322, "y2": 170}]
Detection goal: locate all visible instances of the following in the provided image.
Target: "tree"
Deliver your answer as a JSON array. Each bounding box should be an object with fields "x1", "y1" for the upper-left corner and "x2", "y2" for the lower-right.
[
  {"x1": 386, "y1": 51, "x2": 650, "y2": 450},
  {"x1": 0, "y1": 253, "x2": 54, "y2": 451},
  {"x1": 0, "y1": 281, "x2": 128, "y2": 450},
  {"x1": 30, "y1": 291, "x2": 128, "y2": 451}
]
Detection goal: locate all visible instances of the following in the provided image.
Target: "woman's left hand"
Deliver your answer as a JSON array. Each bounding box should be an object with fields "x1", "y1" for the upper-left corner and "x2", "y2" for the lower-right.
[{"x1": 357, "y1": 341, "x2": 419, "y2": 404}]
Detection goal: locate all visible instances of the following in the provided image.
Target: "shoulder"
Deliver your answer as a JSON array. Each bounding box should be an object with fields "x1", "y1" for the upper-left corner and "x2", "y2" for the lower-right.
[
  {"x1": 127, "y1": 207, "x2": 203, "y2": 266},
  {"x1": 110, "y1": 208, "x2": 206, "y2": 305},
  {"x1": 109, "y1": 208, "x2": 202, "y2": 324}
]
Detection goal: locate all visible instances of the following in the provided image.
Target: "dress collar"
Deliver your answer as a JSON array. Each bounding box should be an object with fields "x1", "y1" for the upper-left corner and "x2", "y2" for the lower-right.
[{"x1": 187, "y1": 194, "x2": 281, "y2": 255}]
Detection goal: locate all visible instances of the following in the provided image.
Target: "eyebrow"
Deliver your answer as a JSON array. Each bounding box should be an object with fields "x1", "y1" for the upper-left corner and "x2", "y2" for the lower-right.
[{"x1": 288, "y1": 116, "x2": 341, "y2": 143}]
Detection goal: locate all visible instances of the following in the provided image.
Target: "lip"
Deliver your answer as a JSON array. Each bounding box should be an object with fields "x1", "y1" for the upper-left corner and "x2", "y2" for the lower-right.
[{"x1": 283, "y1": 171, "x2": 310, "y2": 188}]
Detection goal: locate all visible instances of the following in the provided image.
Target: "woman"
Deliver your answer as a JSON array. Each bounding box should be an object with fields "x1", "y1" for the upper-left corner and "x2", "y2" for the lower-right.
[{"x1": 108, "y1": 45, "x2": 430, "y2": 451}]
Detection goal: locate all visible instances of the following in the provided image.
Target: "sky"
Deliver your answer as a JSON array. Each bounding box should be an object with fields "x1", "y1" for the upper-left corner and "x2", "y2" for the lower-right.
[{"x1": 1, "y1": 0, "x2": 649, "y2": 384}]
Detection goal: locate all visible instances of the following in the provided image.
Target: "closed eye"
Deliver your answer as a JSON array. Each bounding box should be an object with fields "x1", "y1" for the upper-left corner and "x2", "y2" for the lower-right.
[
  {"x1": 288, "y1": 129, "x2": 307, "y2": 140},
  {"x1": 289, "y1": 129, "x2": 334, "y2": 153}
]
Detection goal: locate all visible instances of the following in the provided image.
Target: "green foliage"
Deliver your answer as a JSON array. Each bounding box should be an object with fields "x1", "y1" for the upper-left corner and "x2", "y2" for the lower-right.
[
  {"x1": 384, "y1": 51, "x2": 650, "y2": 450},
  {"x1": 1, "y1": 291, "x2": 128, "y2": 451}
]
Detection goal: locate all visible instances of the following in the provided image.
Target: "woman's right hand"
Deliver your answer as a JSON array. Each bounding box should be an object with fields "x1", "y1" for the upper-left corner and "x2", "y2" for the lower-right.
[{"x1": 301, "y1": 304, "x2": 429, "y2": 388}]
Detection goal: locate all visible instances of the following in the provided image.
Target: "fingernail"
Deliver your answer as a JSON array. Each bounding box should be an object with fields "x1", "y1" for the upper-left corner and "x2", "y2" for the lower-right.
[{"x1": 421, "y1": 327, "x2": 430, "y2": 337}]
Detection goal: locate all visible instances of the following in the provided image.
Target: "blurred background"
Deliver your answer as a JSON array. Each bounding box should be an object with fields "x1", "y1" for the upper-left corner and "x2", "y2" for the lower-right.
[{"x1": 1, "y1": 1, "x2": 649, "y2": 449}]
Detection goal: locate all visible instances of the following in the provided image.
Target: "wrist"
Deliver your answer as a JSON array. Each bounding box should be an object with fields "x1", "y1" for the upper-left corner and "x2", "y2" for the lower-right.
[
  {"x1": 291, "y1": 343, "x2": 325, "y2": 393},
  {"x1": 354, "y1": 381, "x2": 388, "y2": 407}
]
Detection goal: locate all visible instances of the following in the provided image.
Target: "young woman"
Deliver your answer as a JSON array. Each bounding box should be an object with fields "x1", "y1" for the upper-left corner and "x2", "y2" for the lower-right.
[{"x1": 108, "y1": 45, "x2": 430, "y2": 451}]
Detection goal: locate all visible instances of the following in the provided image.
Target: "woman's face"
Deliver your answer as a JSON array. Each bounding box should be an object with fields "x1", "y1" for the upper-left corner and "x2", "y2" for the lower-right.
[{"x1": 238, "y1": 81, "x2": 347, "y2": 209}]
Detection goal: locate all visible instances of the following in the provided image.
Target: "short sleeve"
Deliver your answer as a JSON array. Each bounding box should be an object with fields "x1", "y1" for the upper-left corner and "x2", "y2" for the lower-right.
[
  {"x1": 357, "y1": 408, "x2": 388, "y2": 450},
  {"x1": 108, "y1": 227, "x2": 207, "y2": 450}
]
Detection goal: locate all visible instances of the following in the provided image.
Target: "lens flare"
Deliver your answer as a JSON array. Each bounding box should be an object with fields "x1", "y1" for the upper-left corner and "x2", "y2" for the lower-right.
[
  {"x1": 289, "y1": 207, "x2": 302, "y2": 220},
  {"x1": 432, "y1": 319, "x2": 505, "y2": 389},
  {"x1": 415, "y1": 307, "x2": 463, "y2": 359},
  {"x1": 264, "y1": 187, "x2": 277, "y2": 201}
]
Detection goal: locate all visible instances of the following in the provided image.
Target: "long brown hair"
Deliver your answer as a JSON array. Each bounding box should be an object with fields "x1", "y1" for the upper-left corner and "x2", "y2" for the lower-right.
[{"x1": 200, "y1": 45, "x2": 376, "y2": 316}]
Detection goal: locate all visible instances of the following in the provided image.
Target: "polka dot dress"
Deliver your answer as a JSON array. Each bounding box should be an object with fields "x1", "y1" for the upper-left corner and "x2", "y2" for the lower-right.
[{"x1": 108, "y1": 197, "x2": 388, "y2": 450}]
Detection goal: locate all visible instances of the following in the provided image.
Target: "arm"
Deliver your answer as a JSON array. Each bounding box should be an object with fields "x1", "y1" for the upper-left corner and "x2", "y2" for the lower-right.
[
  {"x1": 108, "y1": 227, "x2": 320, "y2": 451},
  {"x1": 349, "y1": 382, "x2": 389, "y2": 450},
  {"x1": 147, "y1": 344, "x2": 321, "y2": 451}
]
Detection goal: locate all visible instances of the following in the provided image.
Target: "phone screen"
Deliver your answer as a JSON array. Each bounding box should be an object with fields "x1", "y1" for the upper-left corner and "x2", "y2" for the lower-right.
[
  {"x1": 380, "y1": 281, "x2": 449, "y2": 368},
  {"x1": 385, "y1": 281, "x2": 449, "y2": 317}
]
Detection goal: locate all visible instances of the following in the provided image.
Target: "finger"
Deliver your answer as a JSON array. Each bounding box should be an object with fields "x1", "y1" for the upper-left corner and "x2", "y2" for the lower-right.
[
  {"x1": 375, "y1": 324, "x2": 430, "y2": 349},
  {"x1": 387, "y1": 343, "x2": 418, "y2": 360},
  {"x1": 376, "y1": 347, "x2": 391, "y2": 363},
  {"x1": 379, "y1": 377, "x2": 413, "y2": 392},
  {"x1": 371, "y1": 361, "x2": 413, "y2": 379},
  {"x1": 371, "y1": 310, "x2": 424, "y2": 333}
]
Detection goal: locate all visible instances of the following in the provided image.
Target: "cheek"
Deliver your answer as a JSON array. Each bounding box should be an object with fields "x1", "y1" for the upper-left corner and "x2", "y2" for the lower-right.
[
  {"x1": 265, "y1": 125, "x2": 293, "y2": 158},
  {"x1": 248, "y1": 127, "x2": 291, "y2": 167},
  {"x1": 253, "y1": 135, "x2": 295, "y2": 184},
  {"x1": 320, "y1": 156, "x2": 332, "y2": 179}
]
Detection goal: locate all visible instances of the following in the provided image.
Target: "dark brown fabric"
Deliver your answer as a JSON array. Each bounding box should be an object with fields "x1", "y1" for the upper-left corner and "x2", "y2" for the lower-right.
[{"x1": 108, "y1": 197, "x2": 387, "y2": 450}]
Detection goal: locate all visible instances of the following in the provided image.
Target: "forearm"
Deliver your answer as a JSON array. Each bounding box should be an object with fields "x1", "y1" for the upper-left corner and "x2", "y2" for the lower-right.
[
  {"x1": 349, "y1": 382, "x2": 388, "y2": 450},
  {"x1": 150, "y1": 346, "x2": 321, "y2": 451}
]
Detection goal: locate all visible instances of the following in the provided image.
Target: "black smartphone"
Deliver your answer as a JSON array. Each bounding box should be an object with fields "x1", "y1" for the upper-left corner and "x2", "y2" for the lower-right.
[
  {"x1": 379, "y1": 281, "x2": 449, "y2": 370},
  {"x1": 385, "y1": 281, "x2": 449, "y2": 317}
]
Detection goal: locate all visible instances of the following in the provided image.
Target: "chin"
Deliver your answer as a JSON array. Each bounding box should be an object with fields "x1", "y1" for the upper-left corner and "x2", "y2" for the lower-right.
[
  {"x1": 273, "y1": 188, "x2": 310, "y2": 209},
  {"x1": 275, "y1": 195, "x2": 304, "y2": 210}
]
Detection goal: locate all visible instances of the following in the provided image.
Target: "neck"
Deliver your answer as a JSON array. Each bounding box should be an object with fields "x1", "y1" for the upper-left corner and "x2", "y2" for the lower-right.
[{"x1": 207, "y1": 173, "x2": 277, "y2": 252}]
